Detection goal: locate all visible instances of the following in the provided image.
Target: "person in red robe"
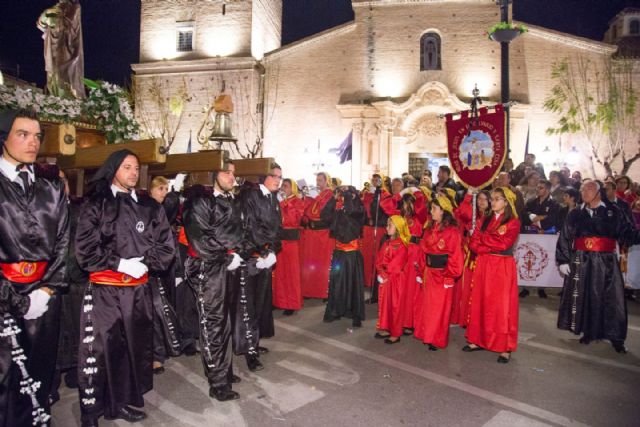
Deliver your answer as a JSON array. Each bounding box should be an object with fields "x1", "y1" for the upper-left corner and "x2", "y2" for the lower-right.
[
  {"x1": 300, "y1": 172, "x2": 335, "y2": 299},
  {"x1": 464, "y1": 187, "x2": 521, "y2": 363},
  {"x1": 374, "y1": 215, "x2": 410, "y2": 343},
  {"x1": 414, "y1": 194, "x2": 464, "y2": 350},
  {"x1": 360, "y1": 174, "x2": 390, "y2": 290},
  {"x1": 273, "y1": 179, "x2": 304, "y2": 314},
  {"x1": 452, "y1": 189, "x2": 491, "y2": 327}
]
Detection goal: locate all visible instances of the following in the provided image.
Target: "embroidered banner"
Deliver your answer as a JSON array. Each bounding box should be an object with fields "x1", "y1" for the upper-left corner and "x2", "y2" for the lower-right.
[{"x1": 445, "y1": 104, "x2": 506, "y2": 189}]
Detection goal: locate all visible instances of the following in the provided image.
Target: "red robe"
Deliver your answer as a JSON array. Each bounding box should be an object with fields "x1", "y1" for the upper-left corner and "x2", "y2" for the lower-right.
[
  {"x1": 360, "y1": 190, "x2": 389, "y2": 288},
  {"x1": 376, "y1": 237, "x2": 408, "y2": 337},
  {"x1": 300, "y1": 189, "x2": 335, "y2": 298},
  {"x1": 273, "y1": 195, "x2": 305, "y2": 310},
  {"x1": 402, "y1": 216, "x2": 424, "y2": 330},
  {"x1": 414, "y1": 225, "x2": 463, "y2": 348},
  {"x1": 465, "y1": 215, "x2": 520, "y2": 353},
  {"x1": 451, "y1": 193, "x2": 486, "y2": 327}
]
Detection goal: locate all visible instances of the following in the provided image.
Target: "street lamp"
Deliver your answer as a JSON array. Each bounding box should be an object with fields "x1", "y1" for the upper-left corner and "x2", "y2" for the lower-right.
[{"x1": 492, "y1": 0, "x2": 516, "y2": 155}]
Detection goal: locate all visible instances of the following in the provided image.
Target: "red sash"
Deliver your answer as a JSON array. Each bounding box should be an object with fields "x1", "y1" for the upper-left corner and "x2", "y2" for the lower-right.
[
  {"x1": 336, "y1": 240, "x2": 359, "y2": 252},
  {"x1": 575, "y1": 237, "x2": 617, "y2": 253},
  {"x1": 89, "y1": 270, "x2": 148, "y2": 286},
  {"x1": 1, "y1": 262, "x2": 48, "y2": 284}
]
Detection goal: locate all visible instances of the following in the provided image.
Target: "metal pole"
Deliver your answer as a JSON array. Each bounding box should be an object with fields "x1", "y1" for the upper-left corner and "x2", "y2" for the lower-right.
[{"x1": 499, "y1": 0, "x2": 511, "y2": 156}]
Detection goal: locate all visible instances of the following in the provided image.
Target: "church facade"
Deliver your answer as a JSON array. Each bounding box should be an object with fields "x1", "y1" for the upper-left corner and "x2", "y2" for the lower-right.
[{"x1": 133, "y1": 0, "x2": 638, "y2": 185}]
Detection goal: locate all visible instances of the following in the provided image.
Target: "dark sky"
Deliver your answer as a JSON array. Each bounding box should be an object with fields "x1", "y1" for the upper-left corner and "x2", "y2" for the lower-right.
[{"x1": 0, "y1": 0, "x2": 638, "y2": 88}]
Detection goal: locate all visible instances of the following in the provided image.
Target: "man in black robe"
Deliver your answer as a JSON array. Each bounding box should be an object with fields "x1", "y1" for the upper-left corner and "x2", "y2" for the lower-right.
[
  {"x1": 183, "y1": 160, "x2": 252, "y2": 400},
  {"x1": 236, "y1": 162, "x2": 282, "y2": 372},
  {"x1": 75, "y1": 150, "x2": 175, "y2": 426},
  {"x1": 556, "y1": 180, "x2": 640, "y2": 354},
  {"x1": 0, "y1": 109, "x2": 69, "y2": 427},
  {"x1": 321, "y1": 186, "x2": 366, "y2": 326}
]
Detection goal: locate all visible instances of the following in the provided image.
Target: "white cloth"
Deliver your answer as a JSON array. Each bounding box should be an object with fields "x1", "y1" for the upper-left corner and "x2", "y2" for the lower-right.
[
  {"x1": 111, "y1": 184, "x2": 138, "y2": 202},
  {"x1": 117, "y1": 256, "x2": 148, "y2": 278},
  {"x1": 227, "y1": 253, "x2": 243, "y2": 271},
  {"x1": 0, "y1": 156, "x2": 34, "y2": 189},
  {"x1": 24, "y1": 289, "x2": 51, "y2": 320}
]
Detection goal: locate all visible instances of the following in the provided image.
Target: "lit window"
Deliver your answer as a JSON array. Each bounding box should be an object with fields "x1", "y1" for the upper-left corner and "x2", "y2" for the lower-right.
[
  {"x1": 176, "y1": 21, "x2": 194, "y2": 52},
  {"x1": 420, "y1": 32, "x2": 442, "y2": 71}
]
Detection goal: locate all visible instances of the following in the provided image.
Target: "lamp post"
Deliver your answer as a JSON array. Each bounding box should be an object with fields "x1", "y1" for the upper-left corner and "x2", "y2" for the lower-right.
[{"x1": 493, "y1": 0, "x2": 516, "y2": 156}]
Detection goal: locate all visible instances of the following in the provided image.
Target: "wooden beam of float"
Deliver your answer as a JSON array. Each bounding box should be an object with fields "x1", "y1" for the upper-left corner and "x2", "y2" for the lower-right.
[
  {"x1": 233, "y1": 157, "x2": 274, "y2": 177},
  {"x1": 39, "y1": 123, "x2": 76, "y2": 156},
  {"x1": 58, "y1": 138, "x2": 165, "y2": 169},
  {"x1": 160, "y1": 150, "x2": 227, "y2": 175}
]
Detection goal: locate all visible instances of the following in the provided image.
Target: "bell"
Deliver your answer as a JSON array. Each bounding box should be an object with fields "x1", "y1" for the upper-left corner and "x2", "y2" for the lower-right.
[{"x1": 209, "y1": 111, "x2": 237, "y2": 144}]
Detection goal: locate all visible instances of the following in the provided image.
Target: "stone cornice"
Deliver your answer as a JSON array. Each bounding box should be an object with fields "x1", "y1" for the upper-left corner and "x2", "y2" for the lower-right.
[
  {"x1": 132, "y1": 57, "x2": 258, "y2": 75},
  {"x1": 523, "y1": 23, "x2": 618, "y2": 55},
  {"x1": 352, "y1": 0, "x2": 493, "y2": 7},
  {"x1": 264, "y1": 21, "x2": 357, "y2": 61}
]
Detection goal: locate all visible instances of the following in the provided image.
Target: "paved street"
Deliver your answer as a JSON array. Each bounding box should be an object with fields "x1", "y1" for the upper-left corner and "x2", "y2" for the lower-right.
[{"x1": 51, "y1": 293, "x2": 640, "y2": 427}]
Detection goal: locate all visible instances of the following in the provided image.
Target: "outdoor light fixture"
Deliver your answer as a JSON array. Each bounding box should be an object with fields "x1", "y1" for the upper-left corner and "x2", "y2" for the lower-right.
[{"x1": 567, "y1": 145, "x2": 580, "y2": 166}]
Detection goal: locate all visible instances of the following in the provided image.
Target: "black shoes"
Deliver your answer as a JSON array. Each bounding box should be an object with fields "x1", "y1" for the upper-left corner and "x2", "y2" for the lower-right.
[
  {"x1": 153, "y1": 363, "x2": 165, "y2": 375},
  {"x1": 246, "y1": 355, "x2": 264, "y2": 372},
  {"x1": 537, "y1": 289, "x2": 548, "y2": 299},
  {"x1": 426, "y1": 343, "x2": 438, "y2": 351},
  {"x1": 612, "y1": 341, "x2": 627, "y2": 354},
  {"x1": 519, "y1": 288, "x2": 530, "y2": 298},
  {"x1": 81, "y1": 418, "x2": 99, "y2": 427},
  {"x1": 384, "y1": 337, "x2": 400, "y2": 345},
  {"x1": 230, "y1": 374, "x2": 241, "y2": 384},
  {"x1": 403, "y1": 328, "x2": 414, "y2": 336},
  {"x1": 497, "y1": 353, "x2": 511, "y2": 364},
  {"x1": 283, "y1": 309, "x2": 295, "y2": 316},
  {"x1": 374, "y1": 332, "x2": 390, "y2": 339},
  {"x1": 462, "y1": 344, "x2": 484, "y2": 352},
  {"x1": 182, "y1": 342, "x2": 198, "y2": 356},
  {"x1": 352, "y1": 318, "x2": 362, "y2": 328},
  {"x1": 210, "y1": 386, "x2": 240, "y2": 402},
  {"x1": 257, "y1": 346, "x2": 269, "y2": 354},
  {"x1": 105, "y1": 406, "x2": 147, "y2": 423},
  {"x1": 323, "y1": 314, "x2": 340, "y2": 323}
]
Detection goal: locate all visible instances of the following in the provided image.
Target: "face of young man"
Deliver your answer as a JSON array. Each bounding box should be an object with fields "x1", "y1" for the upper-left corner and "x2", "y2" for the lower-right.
[
  {"x1": 3, "y1": 117, "x2": 42, "y2": 165},
  {"x1": 264, "y1": 168, "x2": 282, "y2": 193},
  {"x1": 316, "y1": 173, "x2": 328, "y2": 191},
  {"x1": 216, "y1": 163, "x2": 236, "y2": 193},
  {"x1": 112, "y1": 155, "x2": 140, "y2": 191}
]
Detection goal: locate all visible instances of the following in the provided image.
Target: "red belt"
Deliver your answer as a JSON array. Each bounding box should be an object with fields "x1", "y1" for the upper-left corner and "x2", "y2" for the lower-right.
[
  {"x1": 178, "y1": 227, "x2": 189, "y2": 246},
  {"x1": 187, "y1": 243, "x2": 198, "y2": 258},
  {"x1": 336, "y1": 240, "x2": 359, "y2": 252},
  {"x1": 575, "y1": 237, "x2": 617, "y2": 253},
  {"x1": 1, "y1": 262, "x2": 48, "y2": 284},
  {"x1": 89, "y1": 270, "x2": 148, "y2": 286}
]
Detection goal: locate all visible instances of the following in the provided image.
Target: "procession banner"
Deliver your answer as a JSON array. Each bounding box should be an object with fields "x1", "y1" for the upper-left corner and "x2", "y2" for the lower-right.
[
  {"x1": 445, "y1": 104, "x2": 506, "y2": 189},
  {"x1": 514, "y1": 234, "x2": 564, "y2": 288}
]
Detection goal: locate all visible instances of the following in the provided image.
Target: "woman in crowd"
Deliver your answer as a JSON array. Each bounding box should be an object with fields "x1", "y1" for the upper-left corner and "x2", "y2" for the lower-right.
[
  {"x1": 518, "y1": 171, "x2": 541, "y2": 203},
  {"x1": 464, "y1": 187, "x2": 521, "y2": 363},
  {"x1": 414, "y1": 194, "x2": 463, "y2": 350},
  {"x1": 616, "y1": 175, "x2": 637, "y2": 205},
  {"x1": 374, "y1": 215, "x2": 410, "y2": 343},
  {"x1": 273, "y1": 178, "x2": 305, "y2": 315},
  {"x1": 452, "y1": 189, "x2": 491, "y2": 327},
  {"x1": 549, "y1": 170, "x2": 568, "y2": 206}
]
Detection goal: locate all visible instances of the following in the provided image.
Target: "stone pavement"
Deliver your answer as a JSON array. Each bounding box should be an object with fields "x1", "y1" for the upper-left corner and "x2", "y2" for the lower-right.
[{"x1": 51, "y1": 293, "x2": 640, "y2": 427}]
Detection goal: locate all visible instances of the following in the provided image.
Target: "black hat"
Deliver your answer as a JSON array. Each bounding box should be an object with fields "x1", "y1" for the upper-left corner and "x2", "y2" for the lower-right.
[
  {"x1": 90, "y1": 149, "x2": 137, "y2": 193},
  {"x1": 0, "y1": 110, "x2": 18, "y2": 150}
]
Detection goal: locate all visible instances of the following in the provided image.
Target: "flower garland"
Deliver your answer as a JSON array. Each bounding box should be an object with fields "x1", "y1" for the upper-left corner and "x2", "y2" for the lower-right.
[{"x1": 0, "y1": 79, "x2": 140, "y2": 144}]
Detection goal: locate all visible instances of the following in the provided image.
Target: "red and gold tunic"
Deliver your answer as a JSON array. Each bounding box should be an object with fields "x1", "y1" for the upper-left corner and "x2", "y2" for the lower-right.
[
  {"x1": 375, "y1": 237, "x2": 408, "y2": 337},
  {"x1": 300, "y1": 189, "x2": 335, "y2": 298},
  {"x1": 414, "y1": 224, "x2": 463, "y2": 348},
  {"x1": 273, "y1": 196, "x2": 305, "y2": 310},
  {"x1": 361, "y1": 190, "x2": 389, "y2": 288},
  {"x1": 465, "y1": 214, "x2": 520, "y2": 353}
]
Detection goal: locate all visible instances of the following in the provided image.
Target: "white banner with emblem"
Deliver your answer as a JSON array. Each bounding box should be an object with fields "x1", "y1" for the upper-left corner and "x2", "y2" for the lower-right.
[{"x1": 514, "y1": 234, "x2": 564, "y2": 288}]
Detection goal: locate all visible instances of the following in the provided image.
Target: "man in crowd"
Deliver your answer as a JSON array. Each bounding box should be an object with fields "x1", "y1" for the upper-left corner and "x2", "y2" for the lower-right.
[
  {"x1": 556, "y1": 180, "x2": 640, "y2": 354},
  {"x1": 520, "y1": 179, "x2": 560, "y2": 299},
  {"x1": 0, "y1": 109, "x2": 69, "y2": 427},
  {"x1": 237, "y1": 162, "x2": 283, "y2": 371},
  {"x1": 75, "y1": 149, "x2": 175, "y2": 426},
  {"x1": 433, "y1": 165, "x2": 457, "y2": 192}
]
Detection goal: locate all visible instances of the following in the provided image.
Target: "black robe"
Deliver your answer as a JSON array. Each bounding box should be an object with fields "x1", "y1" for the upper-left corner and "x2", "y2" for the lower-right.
[
  {"x1": 183, "y1": 188, "x2": 252, "y2": 386},
  {"x1": 556, "y1": 203, "x2": 640, "y2": 344},
  {"x1": 523, "y1": 196, "x2": 560, "y2": 231},
  {"x1": 0, "y1": 169, "x2": 69, "y2": 427},
  {"x1": 322, "y1": 191, "x2": 366, "y2": 322},
  {"x1": 237, "y1": 183, "x2": 282, "y2": 342},
  {"x1": 75, "y1": 189, "x2": 175, "y2": 420}
]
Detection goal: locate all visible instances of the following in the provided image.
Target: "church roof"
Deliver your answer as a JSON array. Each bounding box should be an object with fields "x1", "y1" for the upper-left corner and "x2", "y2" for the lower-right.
[
  {"x1": 614, "y1": 36, "x2": 640, "y2": 58},
  {"x1": 520, "y1": 22, "x2": 618, "y2": 55},
  {"x1": 608, "y1": 7, "x2": 640, "y2": 25}
]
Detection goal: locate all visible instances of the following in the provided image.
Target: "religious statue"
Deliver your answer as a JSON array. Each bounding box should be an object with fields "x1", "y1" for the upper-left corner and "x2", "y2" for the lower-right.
[{"x1": 37, "y1": 0, "x2": 85, "y2": 99}]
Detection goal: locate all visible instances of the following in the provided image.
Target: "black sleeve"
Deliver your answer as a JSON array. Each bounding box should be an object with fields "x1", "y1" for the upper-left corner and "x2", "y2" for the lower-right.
[
  {"x1": 241, "y1": 189, "x2": 281, "y2": 255},
  {"x1": 522, "y1": 199, "x2": 534, "y2": 226},
  {"x1": 320, "y1": 196, "x2": 337, "y2": 224},
  {"x1": 75, "y1": 198, "x2": 121, "y2": 272},
  {"x1": 144, "y1": 205, "x2": 176, "y2": 273},
  {"x1": 0, "y1": 283, "x2": 30, "y2": 317},
  {"x1": 40, "y1": 183, "x2": 70, "y2": 291},
  {"x1": 540, "y1": 201, "x2": 560, "y2": 230},
  {"x1": 556, "y1": 210, "x2": 576, "y2": 265},
  {"x1": 183, "y1": 196, "x2": 229, "y2": 264}
]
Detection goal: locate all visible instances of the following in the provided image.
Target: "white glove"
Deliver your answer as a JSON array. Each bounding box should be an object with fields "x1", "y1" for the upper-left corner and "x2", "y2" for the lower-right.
[
  {"x1": 24, "y1": 289, "x2": 51, "y2": 320},
  {"x1": 262, "y1": 252, "x2": 277, "y2": 269},
  {"x1": 377, "y1": 275, "x2": 385, "y2": 283},
  {"x1": 117, "y1": 256, "x2": 148, "y2": 279},
  {"x1": 175, "y1": 277, "x2": 184, "y2": 287},
  {"x1": 227, "y1": 253, "x2": 243, "y2": 271},
  {"x1": 256, "y1": 258, "x2": 266, "y2": 269},
  {"x1": 559, "y1": 264, "x2": 571, "y2": 276},
  {"x1": 416, "y1": 276, "x2": 423, "y2": 284},
  {"x1": 529, "y1": 213, "x2": 537, "y2": 222}
]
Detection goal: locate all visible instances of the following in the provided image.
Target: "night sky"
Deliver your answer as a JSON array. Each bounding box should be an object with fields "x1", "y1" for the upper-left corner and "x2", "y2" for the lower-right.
[{"x1": 0, "y1": 0, "x2": 638, "y2": 88}]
